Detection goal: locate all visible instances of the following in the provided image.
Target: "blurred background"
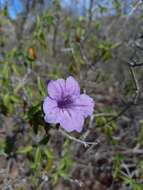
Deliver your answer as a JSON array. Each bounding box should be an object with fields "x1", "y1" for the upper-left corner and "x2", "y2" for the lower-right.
[{"x1": 0, "y1": 0, "x2": 143, "y2": 190}]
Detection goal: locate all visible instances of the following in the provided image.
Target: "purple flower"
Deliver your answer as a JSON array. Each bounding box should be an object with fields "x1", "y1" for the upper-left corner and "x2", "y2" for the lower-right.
[{"x1": 43, "y1": 76, "x2": 94, "y2": 132}]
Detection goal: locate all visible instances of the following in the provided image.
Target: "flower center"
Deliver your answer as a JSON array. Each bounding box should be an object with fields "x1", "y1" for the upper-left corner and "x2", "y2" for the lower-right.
[{"x1": 58, "y1": 96, "x2": 73, "y2": 109}]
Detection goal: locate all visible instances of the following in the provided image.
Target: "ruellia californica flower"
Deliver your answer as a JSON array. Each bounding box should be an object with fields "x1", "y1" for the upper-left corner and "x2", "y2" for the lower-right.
[{"x1": 43, "y1": 76, "x2": 94, "y2": 132}]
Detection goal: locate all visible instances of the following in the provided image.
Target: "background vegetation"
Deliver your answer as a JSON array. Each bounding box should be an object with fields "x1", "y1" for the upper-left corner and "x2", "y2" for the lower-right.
[{"x1": 0, "y1": 0, "x2": 143, "y2": 189}]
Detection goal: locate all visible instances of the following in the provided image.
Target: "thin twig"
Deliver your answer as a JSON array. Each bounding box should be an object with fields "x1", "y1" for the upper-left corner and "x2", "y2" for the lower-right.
[
  {"x1": 94, "y1": 113, "x2": 117, "y2": 117},
  {"x1": 99, "y1": 103, "x2": 132, "y2": 128},
  {"x1": 59, "y1": 128, "x2": 99, "y2": 148},
  {"x1": 129, "y1": 66, "x2": 140, "y2": 103},
  {"x1": 52, "y1": 15, "x2": 60, "y2": 56},
  {"x1": 127, "y1": 0, "x2": 142, "y2": 17},
  {"x1": 82, "y1": 0, "x2": 94, "y2": 43},
  {"x1": 79, "y1": 43, "x2": 91, "y2": 66},
  {"x1": 99, "y1": 59, "x2": 141, "y2": 128},
  {"x1": 130, "y1": 62, "x2": 143, "y2": 67}
]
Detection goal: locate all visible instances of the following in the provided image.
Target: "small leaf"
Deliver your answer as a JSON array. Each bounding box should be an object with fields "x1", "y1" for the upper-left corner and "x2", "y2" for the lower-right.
[
  {"x1": 11, "y1": 63, "x2": 20, "y2": 76},
  {"x1": 44, "y1": 149, "x2": 54, "y2": 159},
  {"x1": 35, "y1": 147, "x2": 41, "y2": 165},
  {"x1": 17, "y1": 146, "x2": 33, "y2": 154},
  {"x1": 37, "y1": 77, "x2": 46, "y2": 96}
]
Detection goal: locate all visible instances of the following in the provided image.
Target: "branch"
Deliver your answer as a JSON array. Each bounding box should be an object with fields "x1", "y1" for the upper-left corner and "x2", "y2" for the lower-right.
[
  {"x1": 97, "y1": 103, "x2": 132, "y2": 128},
  {"x1": 82, "y1": 0, "x2": 94, "y2": 42},
  {"x1": 129, "y1": 66, "x2": 140, "y2": 103},
  {"x1": 128, "y1": 0, "x2": 142, "y2": 17},
  {"x1": 59, "y1": 128, "x2": 99, "y2": 148},
  {"x1": 96, "y1": 62, "x2": 141, "y2": 127},
  {"x1": 94, "y1": 113, "x2": 117, "y2": 117},
  {"x1": 130, "y1": 62, "x2": 143, "y2": 67}
]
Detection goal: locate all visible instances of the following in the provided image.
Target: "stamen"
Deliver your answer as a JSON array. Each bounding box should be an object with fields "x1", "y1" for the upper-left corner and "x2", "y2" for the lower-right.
[{"x1": 58, "y1": 96, "x2": 73, "y2": 109}]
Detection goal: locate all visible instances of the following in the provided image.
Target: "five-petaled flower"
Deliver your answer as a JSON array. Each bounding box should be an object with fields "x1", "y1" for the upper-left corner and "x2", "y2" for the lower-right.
[{"x1": 43, "y1": 76, "x2": 94, "y2": 132}]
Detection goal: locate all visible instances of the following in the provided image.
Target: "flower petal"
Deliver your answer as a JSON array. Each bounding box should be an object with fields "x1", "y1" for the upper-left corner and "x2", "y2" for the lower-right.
[
  {"x1": 44, "y1": 110, "x2": 59, "y2": 124},
  {"x1": 74, "y1": 94, "x2": 95, "y2": 117},
  {"x1": 66, "y1": 76, "x2": 80, "y2": 96},
  {"x1": 58, "y1": 109, "x2": 84, "y2": 132},
  {"x1": 48, "y1": 79, "x2": 65, "y2": 100},
  {"x1": 43, "y1": 97, "x2": 59, "y2": 124}
]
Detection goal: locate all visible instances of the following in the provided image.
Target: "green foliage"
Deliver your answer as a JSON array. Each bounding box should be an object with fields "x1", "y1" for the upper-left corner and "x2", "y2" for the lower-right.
[
  {"x1": 113, "y1": 155, "x2": 143, "y2": 190},
  {"x1": 0, "y1": 1, "x2": 142, "y2": 189},
  {"x1": 98, "y1": 5, "x2": 108, "y2": 14},
  {"x1": 31, "y1": 147, "x2": 42, "y2": 171},
  {"x1": 17, "y1": 145, "x2": 33, "y2": 154},
  {"x1": 122, "y1": 176, "x2": 143, "y2": 190},
  {"x1": 33, "y1": 16, "x2": 48, "y2": 49},
  {"x1": 27, "y1": 103, "x2": 44, "y2": 134},
  {"x1": 103, "y1": 122, "x2": 118, "y2": 144},
  {"x1": 37, "y1": 76, "x2": 46, "y2": 97},
  {"x1": 99, "y1": 41, "x2": 120, "y2": 61},
  {"x1": 0, "y1": 138, "x2": 5, "y2": 156},
  {"x1": 113, "y1": 0, "x2": 122, "y2": 15},
  {"x1": 113, "y1": 154, "x2": 124, "y2": 178},
  {"x1": 52, "y1": 140, "x2": 74, "y2": 185},
  {"x1": 138, "y1": 120, "x2": 143, "y2": 145},
  {"x1": 44, "y1": 148, "x2": 54, "y2": 171}
]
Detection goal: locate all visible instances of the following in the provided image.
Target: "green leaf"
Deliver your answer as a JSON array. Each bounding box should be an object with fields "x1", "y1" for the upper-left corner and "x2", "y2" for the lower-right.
[
  {"x1": 17, "y1": 146, "x2": 33, "y2": 154},
  {"x1": 98, "y1": 5, "x2": 108, "y2": 14},
  {"x1": 113, "y1": 154, "x2": 124, "y2": 178},
  {"x1": 2, "y1": 62, "x2": 9, "y2": 80},
  {"x1": 44, "y1": 15, "x2": 54, "y2": 25},
  {"x1": 11, "y1": 95, "x2": 20, "y2": 103},
  {"x1": 113, "y1": 0, "x2": 122, "y2": 15},
  {"x1": 44, "y1": 148, "x2": 54, "y2": 171},
  {"x1": 44, "y1": 149, "x2": 54, "y2": 159},
  {"x1": 0, "y1": 138, "x2": 5, "y2": 155},
  {"x1": 27, "y1": 103, "x2": 42, "y2": 120},
  {"x1": 3, "y1": 94, "x2": 10, "y2": 107},
  {"x1": 11, "y1": 63, "x2": 20, "y2": 76},
  {"x1": 37, "y1": 77, "x2": 46, "y2": 96},
  {"x1": 35, "y1": 147, "x2": 41, "y2": 165}
]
